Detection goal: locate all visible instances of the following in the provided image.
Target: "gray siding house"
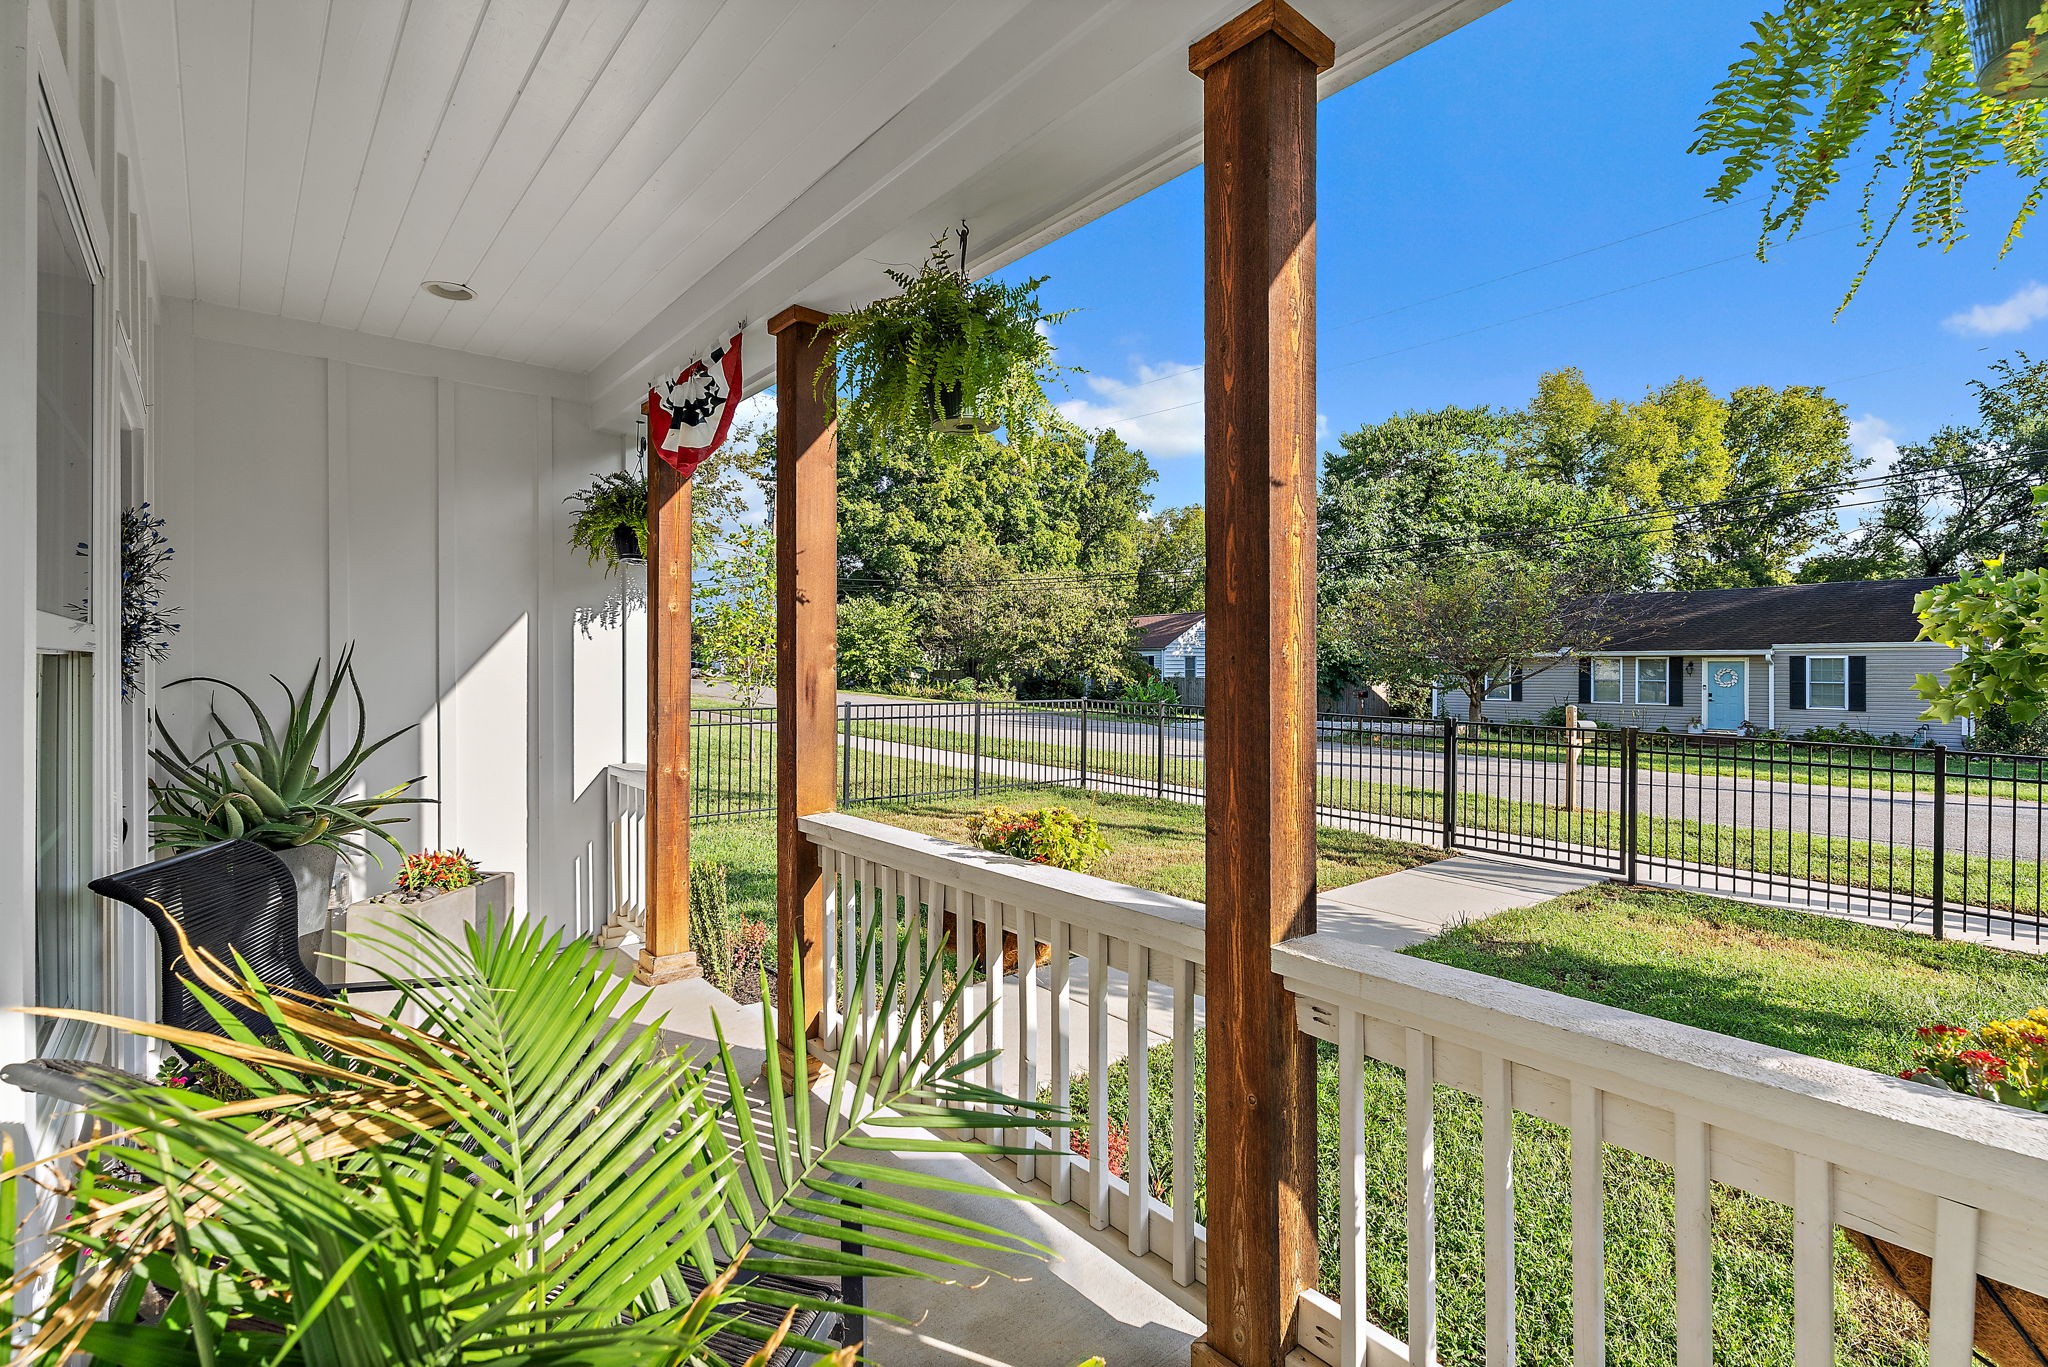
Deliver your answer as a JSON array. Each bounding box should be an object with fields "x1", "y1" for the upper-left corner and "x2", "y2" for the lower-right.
[
  {"x1": 1133, "y1": 611, "x2": 1206, "y2": 679},
  {"x1": 1440, "y1": 578, "x2": 1971, "y2": 743}
]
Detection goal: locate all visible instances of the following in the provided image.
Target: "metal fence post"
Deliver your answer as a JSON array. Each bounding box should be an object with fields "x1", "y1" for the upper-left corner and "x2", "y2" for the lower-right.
[
  {"x1": 1931, "y1": 743, "x2": 1948, "y2": 940},
  {"x1": 1079, "y1": 694, "x2": 1090, "y2": 793},
  {"x1": 1441, "y1": 717, "x2": 1457, "y2": 851},
  {"x1": 1622, "y1": 726, "x2": 1640, "y2": 884},
  {"x1": 1156, "y1": 700, "x2": 1168, "y2": 798},
  {"x1": 971, "y1": 698, "x2": 985, "y2": 798},
  {"x1": 840, "y1": 701, "x2": 852, "y2": 803}
]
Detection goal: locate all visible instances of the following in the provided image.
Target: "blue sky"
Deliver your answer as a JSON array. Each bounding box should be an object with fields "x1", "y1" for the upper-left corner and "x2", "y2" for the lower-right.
[{"x1": 1007, "y1": 0, "x2": 2048, "y2": 517}]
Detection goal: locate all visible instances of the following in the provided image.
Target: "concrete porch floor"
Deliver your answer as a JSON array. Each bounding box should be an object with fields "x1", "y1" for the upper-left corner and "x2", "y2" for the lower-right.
[{"x1": 607, "y1": 946, "x2": 1203, "y2": 1366}]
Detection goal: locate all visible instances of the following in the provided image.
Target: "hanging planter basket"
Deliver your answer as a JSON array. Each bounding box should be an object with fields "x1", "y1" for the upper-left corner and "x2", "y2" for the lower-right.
[
  {"x1": 824, "y1": 227, "x2": 1071, "y2": 447},
  {"x1": 1972, "y1": 0, "x2": 2048, "y2": 98},
  {"x1": 565, "y1": 467, "x2": 650, "y2": 577},
  {"x1": 612, "y1": 524, "x2": 645, "y2": 565},
  {"x1": 1850, "y1": 1230, "x2": 2048, "y2": 1365}
]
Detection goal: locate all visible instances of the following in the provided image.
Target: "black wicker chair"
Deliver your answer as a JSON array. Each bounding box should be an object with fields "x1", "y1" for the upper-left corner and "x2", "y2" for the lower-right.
[{"x1": 86, "y1": 839, "x2": 420, "y2": 1049}]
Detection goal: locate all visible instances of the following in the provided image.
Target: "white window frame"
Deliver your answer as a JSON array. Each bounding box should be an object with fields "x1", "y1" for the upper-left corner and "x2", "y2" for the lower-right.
[
  {"x1": 1484, "y1": 671, "x2": 1514, "y2": 702},
  {"x1": 1806, "y1": 653, "x2": 1850, "y2": 711},
  {"x1": 1590, "y1": 657, "x2": 1621, "y2": 704},
  {"x1": 1635, "y1": 657, "x2": 1669, "y2": 706}
]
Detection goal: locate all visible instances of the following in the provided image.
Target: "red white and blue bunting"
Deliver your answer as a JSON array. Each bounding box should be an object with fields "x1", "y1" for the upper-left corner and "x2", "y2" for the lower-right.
[{"x1": 645, "y1": 332, "x2": 744, "y2": 479}]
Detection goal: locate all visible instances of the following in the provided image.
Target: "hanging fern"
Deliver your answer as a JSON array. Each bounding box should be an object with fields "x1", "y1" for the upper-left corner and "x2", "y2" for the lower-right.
[
  {"x1": 564, "y1": 467, "x2": 649, "y2": 574},
  {"x1": 1693, "y1": 0, "x2": 2048, "y2": 311},
  {"x1": 824, "y1": 235, "x2": 1073, "y2": 445}
]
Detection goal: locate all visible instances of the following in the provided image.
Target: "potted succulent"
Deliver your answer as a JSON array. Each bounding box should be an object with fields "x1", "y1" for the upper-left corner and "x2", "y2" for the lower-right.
[
  {"x1": 566, "y1": 467, "x2": 649, "y2": 572},
  {"x1": 150, "y1": 645, "x2": 430, "y2": 937},
  {"x1": 824, "y1": 230, "x2": 1070, "y2": 443}
]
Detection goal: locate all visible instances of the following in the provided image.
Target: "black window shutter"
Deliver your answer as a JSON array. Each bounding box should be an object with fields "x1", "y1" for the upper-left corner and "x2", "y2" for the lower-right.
[
  {"x1": 1848, "y1": 655, "x2": 1867, "y2": 711},
  {"x1": 1510, "y1": 666, "x2": 1524, "y2": 702},
  {"x1": 1668, "y1": 655, "x2": 1685, "y2": 707},
  {"x1": 1578, "y1": 658, "x2": 1592, "y2": 703},
  {"x1": 1789, "y1": 655, "x2": 1807, "y2": 709}
]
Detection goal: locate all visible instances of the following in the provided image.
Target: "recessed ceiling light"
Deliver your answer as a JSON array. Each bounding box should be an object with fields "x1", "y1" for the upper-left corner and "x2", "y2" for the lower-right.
[{"x1": 422, "y1": 280, "x2": 476, "y2": 302}]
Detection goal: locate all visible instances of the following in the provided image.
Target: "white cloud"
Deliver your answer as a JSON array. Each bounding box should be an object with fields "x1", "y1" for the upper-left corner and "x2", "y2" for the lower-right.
[
  {"x1": 1944, "y1": 281, "x2": 2048, "y2": 336},
  {"x1": 1848, "y1": 413, "x2": 1901, "y2": 477},
  {"x1": 1058, "y1": 360, "x2": 1205, "y2": 457}
]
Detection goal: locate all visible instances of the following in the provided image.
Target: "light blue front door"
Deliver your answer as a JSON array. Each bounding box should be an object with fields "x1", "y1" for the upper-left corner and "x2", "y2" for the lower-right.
[{"x1": 1704, "y1": 659, "x2": 1747, "y2": 730}]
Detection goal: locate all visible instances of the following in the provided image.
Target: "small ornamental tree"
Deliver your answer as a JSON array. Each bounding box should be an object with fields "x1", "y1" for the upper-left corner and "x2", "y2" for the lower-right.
[
  {"x1": 838, "y1": 596, "x2": 923, "y2": 690},
  {"x1": 1334, "y1": 559, "x2": 1607, "y2": 724},
  {"x1": 694, "y1": 524, "x2": 777, "y2": 703}
]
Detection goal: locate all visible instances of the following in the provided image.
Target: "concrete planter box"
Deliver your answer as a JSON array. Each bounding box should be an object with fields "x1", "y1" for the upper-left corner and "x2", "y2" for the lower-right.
[{"x1": 336, "y1": 873, "x2": 514, "y2": 983}]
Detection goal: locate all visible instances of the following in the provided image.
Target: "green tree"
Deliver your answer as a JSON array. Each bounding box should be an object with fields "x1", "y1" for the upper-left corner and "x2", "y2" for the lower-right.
[
  {"x1": 688, "y1": 418, "x2": 773, "y2": 566},
  {"x1": 693, "y1": 524, "x2": 776, "y2": 703},
  {"x1": 1133, "y1": 505, "x2": 1206, "y2": 614},
  {"x1": 1694, "y1": 0, "x2": 2048, "y2": 308},
  {"x1": 838, "y1": 595, "x2": 923, "y2": 690},
  {"x1": 918, "y1": 540, "x2": 1133, "y2": 693},
  {"x1": 1914, "y1": 490, "x2": 2048, "y2": 723},
  {"x1": 1679, "y1": 383, "x2": 1857, "y2": 586},
  {"x1": 1330, "y1": 559, "x2": 1608, "y2": 724},
  {"x1": 1809, "y1": 354, "x2": 2048, "y2": 578}
]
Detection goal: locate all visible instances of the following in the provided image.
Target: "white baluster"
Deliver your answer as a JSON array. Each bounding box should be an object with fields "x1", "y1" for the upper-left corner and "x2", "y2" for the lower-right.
[
  {"x1": 1481, "y1": 1053, "x2": 1515, "y2": 1367},
  {"x1": 1570, "y1": 1081, "x2": 1604, "y2": 1367},
  {"x1": 1049, "y1": 919, "x2": 1075, "y2": 1207},
  {"x1": 1088, "y1": 928, "x2": 1112, "y2": 1230},
  {"x1": 1926, "y1": 1198, "x2": 1981, "y2": 1367},
  {"x1": 1674, "y1": 1113, "x2": 1712, "y2": 1367},
  {"x1": 820, "y1": 849, "x2": 840, "y2": 1050},
  {"x1": 979, "y1": 897, "x2": 1005, "y2": 1144},
  {"x1": 1338, "y1": 1006, "x2": 1369, "y2": 1367},
  {"x1": 1407, "y1": 1028, "x2": 1437, "y2": 1367},
  {"x1": 1793, "y1": 1154, "x2": 1833, "y2": 1367},
  {"x1": 1126, "y1": 940, "x2": 1151, "y2": 1257},
  {"x1": 1015, "y1": 910, "x2": 1039, "y2": 1185},
  {"x1": 1170, "y1": 954, "x2": 1198, "y2": 1288},
  {"x1": 838, "y1": 851, "x2": 858, "y2": 1054}
]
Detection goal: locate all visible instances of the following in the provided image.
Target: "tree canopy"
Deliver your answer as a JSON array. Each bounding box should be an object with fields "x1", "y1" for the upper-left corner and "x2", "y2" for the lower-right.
[{"x1": 1132, "y1": 505, "x2": 1206, "y2": 615}]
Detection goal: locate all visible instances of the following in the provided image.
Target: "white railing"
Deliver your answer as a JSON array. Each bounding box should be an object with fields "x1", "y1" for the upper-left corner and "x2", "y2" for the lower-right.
[
  {"x1": 799, "y1": 812, "x2": 1210, "y2": 1289},
  {"x1": 1276, "y1": 930, "x2": 2048, "y2": 1367},
  {"x1": 600, "y1": 764, "x2": 648, "y2": 948}
]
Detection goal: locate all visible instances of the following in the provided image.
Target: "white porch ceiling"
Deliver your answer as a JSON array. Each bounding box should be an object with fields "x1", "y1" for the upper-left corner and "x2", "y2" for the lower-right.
[{"x1": 113, "y1": 0, "x2": 1501, "y2": 424}]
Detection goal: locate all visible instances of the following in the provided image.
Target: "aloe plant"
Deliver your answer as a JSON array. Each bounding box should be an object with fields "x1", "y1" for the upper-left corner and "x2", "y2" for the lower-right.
[{"x1": 150, "y1": 645, "x2": 429, "y2": 862}]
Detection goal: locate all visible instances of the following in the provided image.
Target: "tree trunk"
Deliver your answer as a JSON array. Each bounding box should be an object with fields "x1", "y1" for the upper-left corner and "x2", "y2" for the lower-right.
[{"x1": 1467, "y1": 678, "x2": 1487, "y2": 725}]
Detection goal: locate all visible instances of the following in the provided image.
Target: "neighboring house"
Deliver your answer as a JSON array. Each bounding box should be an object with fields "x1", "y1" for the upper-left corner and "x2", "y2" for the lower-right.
[
  {"x1": 1439, "y1": 578, "x2": 1970, "y2": 742},
  {"x1": 1133, "y1": 612, "x2": 1206, "y2": 679}
]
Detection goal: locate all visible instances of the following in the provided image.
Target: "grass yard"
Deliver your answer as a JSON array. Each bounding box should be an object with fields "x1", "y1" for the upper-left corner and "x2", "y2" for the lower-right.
[
  {"x1": 687, "y1": 788, "x2": 1443, "y2": 930},
  {"x1": 1074, "y1": 885, "x2": 2048, "y2": 1367}
]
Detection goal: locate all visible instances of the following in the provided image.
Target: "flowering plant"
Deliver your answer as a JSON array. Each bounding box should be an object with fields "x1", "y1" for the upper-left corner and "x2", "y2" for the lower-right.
[
  {"x1": 965, "y1": 805, "x2": 1109, "y2": 872},
  {"x1": 394, "y1": 848, "x2": 483, "y2": 897},
  {"x1": 1900, "y1": 1009, "x2": 2048, "y2": 1111}
]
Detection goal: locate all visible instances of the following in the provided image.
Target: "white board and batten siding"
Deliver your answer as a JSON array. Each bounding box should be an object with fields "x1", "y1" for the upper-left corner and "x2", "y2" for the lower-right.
[{"x1": 1443, "y1": 642, "x2": 1969, "y2": 744}]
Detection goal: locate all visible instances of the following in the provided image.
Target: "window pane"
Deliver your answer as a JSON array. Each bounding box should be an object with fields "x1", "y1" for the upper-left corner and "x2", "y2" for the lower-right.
[
  {"x1": 1809, "y1": 656, "x2": 1847, "y2": 708},
  {"x1": 1638, "y1": 659, "x2": 1668, "y2": 704},
  {"x1": 37, "y1": 145, "x2": 94, "y2": 620},
  {"x1": 1592, "y1": 658, "x2": 1621, "y2": 703}
]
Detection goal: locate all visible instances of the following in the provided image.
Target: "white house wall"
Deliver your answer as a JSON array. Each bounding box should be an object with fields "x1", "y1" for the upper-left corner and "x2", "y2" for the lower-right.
[{"x1": 153, "y1": 300, "x2": 624, "y2": 937}]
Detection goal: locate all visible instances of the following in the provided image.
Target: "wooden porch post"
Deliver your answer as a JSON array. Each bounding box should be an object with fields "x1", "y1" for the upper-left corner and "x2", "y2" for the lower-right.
[
  {"x1": 1189, "y1": 5, "x2": 1331, "y2": 1367},
  {"x1": 769, "y1": 305, "x2": 837, "y2": 1072},
  {"x1": 638, "y1": 423, "x2": 700, "y2": 985}
]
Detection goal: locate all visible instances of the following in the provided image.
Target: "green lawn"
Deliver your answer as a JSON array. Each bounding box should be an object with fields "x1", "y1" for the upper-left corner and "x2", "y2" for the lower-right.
[
  {"x1": 1074, "y1": 885, "x2": 2048, "y2": 1367},
  {"x1": 688, "y1": 788, "x2": 1443, "y2": 931}
]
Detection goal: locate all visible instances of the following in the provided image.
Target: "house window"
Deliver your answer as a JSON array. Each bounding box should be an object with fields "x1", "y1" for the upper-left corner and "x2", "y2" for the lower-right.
[
  {"x1": 1485, "y1": 673, "x2": 1514, "y2": 701},
  {"x1": 1636, "y1": 657, "x2": 1669, "y2": 705},
  {"x1": 1591, "y1": 657, "x2": 1621, "y2": 703},
  {"x1": 1807, "y1": 654, "x2": 1849, "y2": 710}
]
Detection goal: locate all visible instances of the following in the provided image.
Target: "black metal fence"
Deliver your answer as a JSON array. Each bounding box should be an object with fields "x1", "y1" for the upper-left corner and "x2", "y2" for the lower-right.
[{"x1": 683, "y1": 700, "x2": 2048, "y2": 946}]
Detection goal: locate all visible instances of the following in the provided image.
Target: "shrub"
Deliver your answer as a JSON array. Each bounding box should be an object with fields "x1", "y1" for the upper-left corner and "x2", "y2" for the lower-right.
[
  {"x1": 1973, "y1": 704, "x2": 2048, "y2": 756},
  {"x1": 839, "y1": 596, "x2": 923, "y2": 690},
  {"x1": 1797, "y1": 723, "x2": 1929, "y2": 748},
  {"x1": 1536, "y1": 703, "x2": 1570, "y2": 727},
  {"x1": 1901, "y1": 1011, "x2": 2048, "y2": 1111},
  {"x1": 690, "y1": 859, "x2": 738, "y2": 995},
  {"x1": 1121, "y1": 676, "x2": 1179, "y2": 706},
  {"x1": 965, "y1": 805, "x2": 1110, "y2": 871},
  {"x1": 394, "y1": 848, "x2": 482, "y2": 897}
]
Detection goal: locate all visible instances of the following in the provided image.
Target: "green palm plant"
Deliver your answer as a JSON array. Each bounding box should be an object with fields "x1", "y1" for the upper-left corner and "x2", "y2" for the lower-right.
[
  {"x1": 149, "y1": 645, "x2": 430, "y2": 862},
  {"x1": 4, "y1": 907, "x2": 1060, "y2": 1365}
]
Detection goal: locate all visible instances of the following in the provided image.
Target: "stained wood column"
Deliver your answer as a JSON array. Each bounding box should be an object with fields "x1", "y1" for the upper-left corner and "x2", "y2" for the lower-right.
[
  {"x1": 769, "y1": 305, "x2": 837, "y2": 1072},
  {"x1": 1189, "y1": 5, "x2": 1332, "y2": 1367},
  {"x1": 638, "y1": 430, "x2": 700, "y2": 984}
]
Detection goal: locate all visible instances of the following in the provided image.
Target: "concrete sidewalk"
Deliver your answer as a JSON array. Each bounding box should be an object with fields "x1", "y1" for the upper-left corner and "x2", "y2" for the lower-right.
[{"x1": 1315, "y1": 853, "x2": 1608, "y2": 950}]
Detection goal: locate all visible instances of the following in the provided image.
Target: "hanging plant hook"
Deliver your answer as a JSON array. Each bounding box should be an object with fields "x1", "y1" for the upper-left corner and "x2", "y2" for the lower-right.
[{"x1": 957, "y1": 220, "x2": 970, "y2": 280}]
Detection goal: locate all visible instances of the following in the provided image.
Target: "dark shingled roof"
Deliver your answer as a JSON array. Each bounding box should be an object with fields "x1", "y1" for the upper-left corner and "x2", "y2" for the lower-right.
[
  {"x1": 1130, "y1": 611, "x2": 1204, "y2": 650},
  {"x1": 1573, "y1": 578, "x2": 1952, "y2": 653}
]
